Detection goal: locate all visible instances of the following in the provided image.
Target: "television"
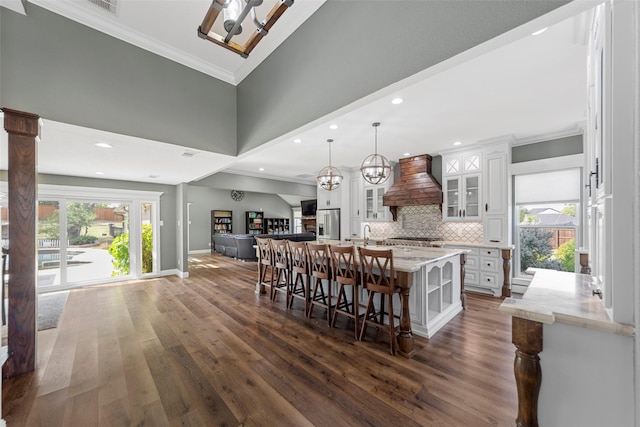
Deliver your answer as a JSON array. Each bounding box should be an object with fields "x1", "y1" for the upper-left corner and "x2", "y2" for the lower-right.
[{"x1": 301, "y1": 199, "x2": 317, "y2": 216}]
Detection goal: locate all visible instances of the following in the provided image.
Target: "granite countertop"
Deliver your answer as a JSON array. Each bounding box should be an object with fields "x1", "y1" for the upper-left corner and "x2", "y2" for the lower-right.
[
  {"x1": 314, "y1": 240, "x2": 464, "y2": 273},
  {"x1": 499, "y1": 269, "x2": 635, "y2": 337},
  {"x1": 431, "y1": 241, "x2": 515, "y2": 250}
]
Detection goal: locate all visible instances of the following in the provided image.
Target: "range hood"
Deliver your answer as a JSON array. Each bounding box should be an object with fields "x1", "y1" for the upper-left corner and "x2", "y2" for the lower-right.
[{"x1": 383, "y1": 154, "x2": 443, "y2": 221}]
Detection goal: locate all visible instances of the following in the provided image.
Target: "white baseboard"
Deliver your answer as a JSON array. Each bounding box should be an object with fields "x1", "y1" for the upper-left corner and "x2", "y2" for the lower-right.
[
  {"x1": 158, "y1": 269, "x2": 189, "y2": 278},
  {"x1": 188, "y1": 249, "x2": 211, "y2": 254}
]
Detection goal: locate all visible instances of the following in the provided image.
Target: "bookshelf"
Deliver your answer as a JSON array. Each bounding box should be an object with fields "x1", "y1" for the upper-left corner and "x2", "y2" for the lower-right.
[
  {"x1": 211, "y1": 210, "x2": 233, "y2": 235},
  {"x1": 263, "y1": 218, "x2": 290, "y2": 234},
  {"x1": 246, "y1": 211, "x2": 264, "y2": 234}
]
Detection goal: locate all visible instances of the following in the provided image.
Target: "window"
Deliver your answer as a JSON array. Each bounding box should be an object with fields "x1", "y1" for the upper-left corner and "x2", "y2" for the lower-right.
[{"x1": 514, "y1": 168, "x2": 581, "y2": 279}]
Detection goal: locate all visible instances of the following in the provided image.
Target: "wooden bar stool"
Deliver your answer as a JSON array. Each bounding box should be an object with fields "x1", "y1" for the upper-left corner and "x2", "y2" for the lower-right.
[
  {"x1": 255, "y1": 237, "x2": 274, "y2": 296},
  {"x1": 358, "y1": 247, "x2": 400, "y2": 355},
  {"x1": 329, "y1": 244, "x2": 360, "y2": 339},
  {"x1": 270, "y1": 239, "x2": 290, "y2": 303},
  {"x1": 306, "y1": 242, "x2": 332, "y2": 326},
  {"x1": 287, "y1": 240, "x2": 310, "y2": 313}
]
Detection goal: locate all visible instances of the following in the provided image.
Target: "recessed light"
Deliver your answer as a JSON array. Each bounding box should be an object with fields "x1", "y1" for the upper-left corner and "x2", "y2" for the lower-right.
[
  {"x1": 95, "y1": 142, "x2": 113, "y2": 149},
  {"x1": 329, "y1": 124, "x2": 338, "y2": 130},
  {"x1": 149, "y1": 174, "x2": 160, "y2": 179},
  {"x1": 259, "y1": 167, "x2": 265, "y2": 171},
  {"x1": 294, "y1": 138, "x2": 302, "y2": 144},
  {"x1": 182, "y1": 151, "x2": 196, "y2": 158},
  {"x1": 392, "y1": 98, "x2": 404, "y2": 105},
  {"x1": 453, "y1": 141, "x2": 463, "y2": 146},
  {"x1": 531, "y1": 27, "x2": 548, "y2": 36},
  {"x1": 403, "y1": 152, "x2": 411, "y2": 156},
  {"x1": 95, "y1": 171, "x2": 105, "y2": 175}
]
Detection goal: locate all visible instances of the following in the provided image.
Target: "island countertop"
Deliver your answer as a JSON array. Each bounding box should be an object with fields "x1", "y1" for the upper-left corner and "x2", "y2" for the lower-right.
[
  {"x1": 498, "y1": 268, "x2": 634, "y2": 336},
  {"x1": 315, "y1": 241, "x2": 465, "y2": 273}
]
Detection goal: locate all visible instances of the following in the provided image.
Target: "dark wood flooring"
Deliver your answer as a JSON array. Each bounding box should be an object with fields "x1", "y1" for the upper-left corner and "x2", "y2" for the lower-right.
[{"x1": 2, "y1": 253, "x2": 517, "y2": 426}]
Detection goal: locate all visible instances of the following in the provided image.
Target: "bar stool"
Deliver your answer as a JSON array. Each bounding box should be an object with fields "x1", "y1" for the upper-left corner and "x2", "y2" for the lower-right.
[
  {"x1": 306, "y1": 242, "x2": 332, "y2": 326},
  {"x1": 358, "y1": 247, "x2": 400, "y2": 355},
  {"x1": 329, "y1": 244, "x2": 360, "y2": 339},
  {"x1": 270, "y1": 239, "x2": 290, "y2": 303},
  {"x1": 255, "y1": 237, "x2": 274, "y2": 296},
  {"x1": 287, "y1": 240, "x2": 310, "y2": 313}
]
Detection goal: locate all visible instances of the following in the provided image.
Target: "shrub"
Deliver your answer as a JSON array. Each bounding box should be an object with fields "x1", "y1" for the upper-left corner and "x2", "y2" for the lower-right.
[
  {"x1": 108, "y1": 224, "x2": 153, "y2": 276},
  {"x1": 556, "y1": 239, "x2": 575, "y2": 272},
  {"x1": 69, "y1": 235, "x2": 98, "y2": 245}
]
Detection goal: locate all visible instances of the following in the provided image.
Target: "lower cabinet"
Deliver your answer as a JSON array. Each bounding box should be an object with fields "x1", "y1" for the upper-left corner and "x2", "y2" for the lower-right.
[{"x1": 446, "y1": 244, "x2": 505, "y2": 297}]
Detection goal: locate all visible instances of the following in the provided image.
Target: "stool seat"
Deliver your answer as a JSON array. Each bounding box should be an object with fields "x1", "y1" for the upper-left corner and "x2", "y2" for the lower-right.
[
  {"x1": 287, "y1": 240, "x2": 310, "y2": 313},
  {"x1": 306, "y1": 242, "x2": 332, "y2": 326},
  {"x1": 270, "y1": 239, "x2": 290, "y2": 303},
  {"x1": 358, "y1": 247, "x2": 400, "y2": 355},
  {"x1": 329, "y1": 244, "x2": 360, "y2": 339}
]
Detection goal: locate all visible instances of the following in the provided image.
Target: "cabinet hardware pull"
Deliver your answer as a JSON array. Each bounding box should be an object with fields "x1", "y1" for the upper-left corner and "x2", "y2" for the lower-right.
[
  {"x1": 463, "y1": 209, "x2": 466, "y2": 217},
  {"x1": 485, "y1": 203, "x2": 488, "y2": 212},
  {"x1": 490, "y1": 240, "x2": 500, "y2": 243}
]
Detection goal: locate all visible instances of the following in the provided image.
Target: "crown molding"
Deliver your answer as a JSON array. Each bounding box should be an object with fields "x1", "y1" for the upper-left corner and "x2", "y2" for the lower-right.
[
  {"x1": 511, "y1": 122, "x2": 585, "y2": 147},
  {"x1": 29, "y1": 0, "x2": 237, "y2": 84}
]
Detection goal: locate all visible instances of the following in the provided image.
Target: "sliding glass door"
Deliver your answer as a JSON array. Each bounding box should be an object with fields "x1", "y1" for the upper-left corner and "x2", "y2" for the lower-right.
[{"x1": 36, "y1": 185, "x2": 161, "y2": 292}]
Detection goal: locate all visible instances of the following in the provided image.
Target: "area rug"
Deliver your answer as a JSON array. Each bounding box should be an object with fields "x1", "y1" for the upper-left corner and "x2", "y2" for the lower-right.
[{"x1": 37, "y1": 291, "x2": 69, "y2": 331}]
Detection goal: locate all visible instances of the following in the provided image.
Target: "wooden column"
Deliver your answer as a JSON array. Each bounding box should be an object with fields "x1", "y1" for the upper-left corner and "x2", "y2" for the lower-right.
[
  {"x1": 512, "y1": 317, "x2": 543, "y2": 427},
  {"x1": 2, "y1": 108, "x2": 39, "y2": 379},
  {"x1": 395, "y1": 271, "x2": 415, "y2": 359},
  {"x1": 459, "y1": 252, "x2": 467, "y2": 309},
  {"x1": 501, "y1": 248, "x2": 512, "y2": 298}
]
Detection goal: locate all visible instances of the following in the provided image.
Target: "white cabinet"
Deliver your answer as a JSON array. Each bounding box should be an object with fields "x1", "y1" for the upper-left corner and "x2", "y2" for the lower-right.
[
  {"x1": 442, "y1": 152, "x2": 482, "y2": 222},
  {"x1": 445, "y1": 244, "x2": 504, "y2": 297},
  {"x1": 483, "y1": 150, "x2": 510, "y2": 245},
  {"x1": 443, "y1": 174, "x2": 481, "y2": 221},
  {"x1": 317, "y1": 186, "x2": 341, "y2": 209},
  {"x1": 364, "y1": 185, "x2": 387, "y2": 221}
]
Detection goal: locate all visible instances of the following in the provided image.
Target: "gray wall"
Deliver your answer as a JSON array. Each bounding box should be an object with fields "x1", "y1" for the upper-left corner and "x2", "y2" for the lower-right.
[
  {"x1": 512, "y1": 134, "x2": 583, "y2": 163},
  {"x1": 236, "y1": 1, "x2": 569, "y2": 154},
  {"x1": 36, "y1": 174, "x2": 178, "y2": 271},
  {"x1": 192, "y1": 172, "x2": 316, "y2": 197},
  {"x1": 0, "y1": 4, "x2": 237, "y2": 155},
  {"x1": 187, "y1": 185, "x2": 295, "y2": 251}
]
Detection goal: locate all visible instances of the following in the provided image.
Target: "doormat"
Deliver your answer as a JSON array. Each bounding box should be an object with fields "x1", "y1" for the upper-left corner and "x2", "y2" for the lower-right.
[{"x1": 37, "y1": 291, "x2": 69, "y2": 331}]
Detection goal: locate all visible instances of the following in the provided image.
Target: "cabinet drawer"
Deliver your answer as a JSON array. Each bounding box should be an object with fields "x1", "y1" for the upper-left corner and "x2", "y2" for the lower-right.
[
  {"x1": 479, "y1": 272, "x2": 500, "y2": 288},
  {"x1": 480, "y1": 248, "x2": 499, "y2": 258},
  {"x1": 480, "y1": 257, "x2": 499, "y2": 272},
  {"x1": 465, "y1": 255, "x2": 479, "y2": 270},
  {"x1": 464, "y1": 269, "x2": 479, "y2": 285}
]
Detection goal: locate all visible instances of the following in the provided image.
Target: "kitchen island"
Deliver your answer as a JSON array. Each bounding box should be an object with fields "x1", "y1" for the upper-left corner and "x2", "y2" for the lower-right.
[{"x1": 257, "y1": 241, "x2": 465, "y2": 358}]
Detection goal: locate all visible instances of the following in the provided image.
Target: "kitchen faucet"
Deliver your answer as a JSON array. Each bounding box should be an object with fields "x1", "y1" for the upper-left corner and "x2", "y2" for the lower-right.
[{"x1": 363, "y1": 224, "x2": 371, "y2": 246}]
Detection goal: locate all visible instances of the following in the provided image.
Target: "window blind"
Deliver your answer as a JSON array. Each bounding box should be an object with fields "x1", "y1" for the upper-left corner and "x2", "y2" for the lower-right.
[{"x1": 515, "y1": 168, "x2": 581, "y2": 204}]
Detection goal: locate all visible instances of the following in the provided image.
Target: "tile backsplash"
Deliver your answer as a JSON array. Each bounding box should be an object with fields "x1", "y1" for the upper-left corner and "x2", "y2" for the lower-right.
[{"x1": 367, "y1": 205, "x2": 483, "y2": 243}]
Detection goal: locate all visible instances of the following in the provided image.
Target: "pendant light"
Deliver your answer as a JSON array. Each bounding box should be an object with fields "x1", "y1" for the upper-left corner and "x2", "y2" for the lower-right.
[
  {"x1": 317, "y1": 139, "x2": 343, "y2": 191},
  {"x1": 360, "y1": 122, "x2": 391, "y2": 185}
]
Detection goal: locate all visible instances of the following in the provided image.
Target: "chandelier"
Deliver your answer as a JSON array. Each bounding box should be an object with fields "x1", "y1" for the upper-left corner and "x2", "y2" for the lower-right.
[
  {"x1": 317, "y1": 139, "x2": 343, "y2": 191},
  {"x1": 360, "y1": 122, "x2": 391, "y2": 185},
  {"x1": 198, "y1": 0, "x2": 294, "y2": 58}
]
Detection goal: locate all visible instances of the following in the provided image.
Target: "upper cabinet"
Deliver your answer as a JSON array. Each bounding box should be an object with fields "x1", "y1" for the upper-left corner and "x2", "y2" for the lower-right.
[
  {"x1": 442, "y1": 152, "x2": 482, "y2": 221},
  {"x1": 317, "y1": 186, "x2": 341, "y2": 209},
  {"x1": 364, "y1": 183, "x2": 391, "y2": 222}
]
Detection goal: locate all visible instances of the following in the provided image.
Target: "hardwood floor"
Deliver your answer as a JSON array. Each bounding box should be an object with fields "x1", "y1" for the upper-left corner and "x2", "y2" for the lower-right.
[{"x1": 2, "y1": 253, "x2": 517, "y2": 426}]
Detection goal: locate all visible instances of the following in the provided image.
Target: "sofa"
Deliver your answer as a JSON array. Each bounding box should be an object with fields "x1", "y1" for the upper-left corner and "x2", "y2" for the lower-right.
[{"x1": 213, "y1": 232, "x2": 316, "y2": 261}]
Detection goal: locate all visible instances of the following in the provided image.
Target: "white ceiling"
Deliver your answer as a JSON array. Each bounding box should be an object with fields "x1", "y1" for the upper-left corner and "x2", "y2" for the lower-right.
[{"x1": 1, "y1": 1, "x2": 592, "y2": 188}]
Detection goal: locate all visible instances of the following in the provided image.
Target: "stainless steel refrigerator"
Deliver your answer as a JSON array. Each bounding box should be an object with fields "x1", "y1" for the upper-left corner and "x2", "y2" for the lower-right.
[{"x1": 316, "y1": 209, "x2": 340, "y2": 240}]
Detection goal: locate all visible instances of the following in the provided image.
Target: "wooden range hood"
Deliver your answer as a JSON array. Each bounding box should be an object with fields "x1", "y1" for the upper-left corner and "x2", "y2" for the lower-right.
[{"x1": 383, "y1": 154, "x2": 443, "y2": 221}]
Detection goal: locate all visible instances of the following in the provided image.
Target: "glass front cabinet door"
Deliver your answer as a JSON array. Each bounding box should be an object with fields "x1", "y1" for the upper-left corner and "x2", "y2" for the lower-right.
[
  {"x1": 364, "y1": 185, "x2": 388, "y2": 221},
  {"x1": 443, "y1": 174, "x2": 481, "y2": 221}
]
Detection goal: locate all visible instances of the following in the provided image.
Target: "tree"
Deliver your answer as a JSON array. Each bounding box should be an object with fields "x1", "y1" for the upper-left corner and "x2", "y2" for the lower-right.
[
  {"x1": 66, "y1": 202, "x2": 96, "y2": 238},
  {"x1": 519, "y1": 228, "x2": 561, "y2": 272},
  {"x1": 556, "y1": 239, "x2": 575, "y2": 272},
  {"x1": 561, "y1": 205, "x2": 576, "y2": 217}
]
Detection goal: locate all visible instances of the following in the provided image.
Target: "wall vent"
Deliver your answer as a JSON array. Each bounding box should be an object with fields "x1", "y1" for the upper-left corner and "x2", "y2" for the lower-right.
[{"x1": 87, "y1": 0, "x2": 118, "y2": 15}]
